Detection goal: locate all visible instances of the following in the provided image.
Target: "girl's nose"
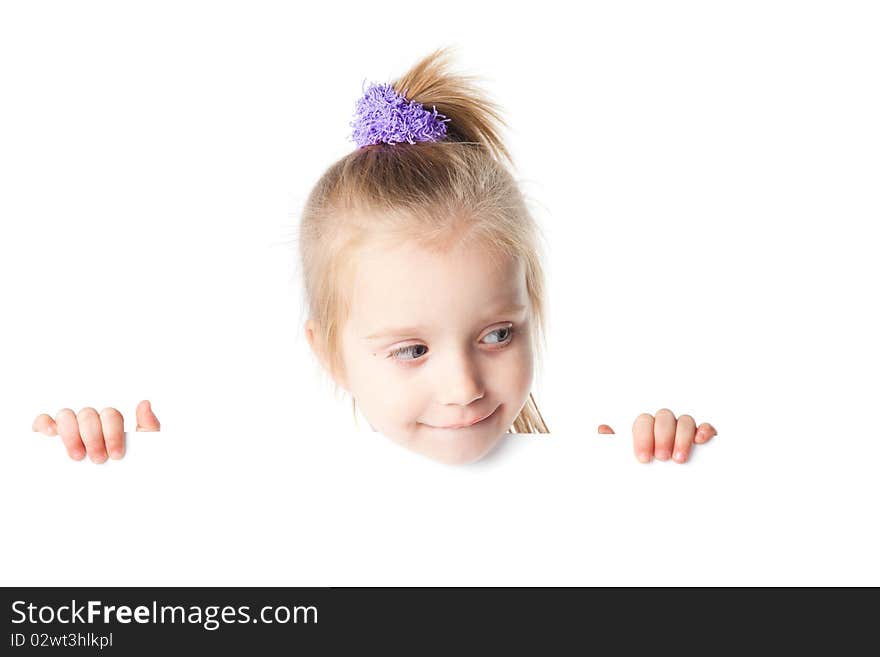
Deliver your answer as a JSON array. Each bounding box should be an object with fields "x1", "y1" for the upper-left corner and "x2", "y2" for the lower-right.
[{"x1": 437, "y1": 354, "x2": 485, "y2": 406}]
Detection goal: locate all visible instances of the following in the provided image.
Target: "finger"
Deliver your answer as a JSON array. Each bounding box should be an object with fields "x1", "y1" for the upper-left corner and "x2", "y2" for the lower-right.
[
  {"x1": 597, "y1": 424, "x2": 615, "y2": 434},
  {"x1": 136, "y1": 400, "x2": 161, "y2": 431},
  {"x1": 673, "y1": 414, "x2": 697, "y2": 463},
  {"x1": 55, "y1": 408, "x2": 86, "y2": 461},
  {"x1": 632, "y1": 413, "x2": 655, "y2": 463},
  {"x1": 100, "y1": 408, "x2": 125, "y2": 459},
  {"x1": 694, "y1": 423, "x2": 718, "y2": 444},
  {"x1": 78, "y1": 407, "x2": 107, "y2": 464},
  {"x1": 32, "y1": 414, "x2": 57, "y2": 436},
  {"x1": 653, "y1": 408, "x2": 677, "y2": 461}
]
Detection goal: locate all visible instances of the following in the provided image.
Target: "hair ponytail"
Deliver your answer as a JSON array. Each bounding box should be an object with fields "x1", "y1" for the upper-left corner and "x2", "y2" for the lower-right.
[{"x1": 390, "y1": 46, "x2": 513, "y2": 166}]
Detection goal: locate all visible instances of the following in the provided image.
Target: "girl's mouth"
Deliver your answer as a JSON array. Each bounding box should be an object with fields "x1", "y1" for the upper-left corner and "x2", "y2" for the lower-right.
[{"x1": 426, "y1": 406, "x2": 498, "y2": 430}]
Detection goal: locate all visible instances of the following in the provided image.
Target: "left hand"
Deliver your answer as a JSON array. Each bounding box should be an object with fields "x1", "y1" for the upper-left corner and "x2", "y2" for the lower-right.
[{"x1": 597, "y1": 408, "x2": 717, "y2": 464}]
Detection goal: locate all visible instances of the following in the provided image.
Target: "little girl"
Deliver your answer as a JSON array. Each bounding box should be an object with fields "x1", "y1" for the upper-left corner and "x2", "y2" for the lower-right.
[{"x1": 31, "y1": 47, "x2": 717, "y2": 465}]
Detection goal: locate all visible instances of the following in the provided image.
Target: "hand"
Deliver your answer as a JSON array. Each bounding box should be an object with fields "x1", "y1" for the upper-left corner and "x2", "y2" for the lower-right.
[
  {"x1": 31, "y1": 400, "x2": 161, "y2": 463},
  {"x1": 597, "y1": 408, "x2": 717, "y2": 464}
]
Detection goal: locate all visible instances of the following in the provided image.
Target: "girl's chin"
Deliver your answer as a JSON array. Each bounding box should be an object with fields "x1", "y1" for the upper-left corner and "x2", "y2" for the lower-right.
[
  {"x1": 373, "y1": 414, "x2": 507, "y2": 464},
  {"x1": 415, "y1": 432, "x2": 505, "y2": 465}
]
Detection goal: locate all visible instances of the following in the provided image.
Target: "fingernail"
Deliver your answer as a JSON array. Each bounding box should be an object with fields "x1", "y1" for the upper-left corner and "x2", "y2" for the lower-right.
[
  {"x1": 637, "y1": 453, "x2": 651, "y2": 463},
  {"x1": 656, "y1": 450, "x2": 671, "y2": 461},
  {"x1": 47, "y1": 426, "x2": 56, "y2": 436},
  {"x1": 110, "y1": 448, "x2": 124, "y2": 459},
  {"x1": 673, "y1": 451, "x2": 685, "y2": 462}
]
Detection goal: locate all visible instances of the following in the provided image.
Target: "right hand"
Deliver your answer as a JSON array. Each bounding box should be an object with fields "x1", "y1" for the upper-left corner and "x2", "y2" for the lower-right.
[{"x1": 31, "y1": 400, "x2": 161, "y2": 463}]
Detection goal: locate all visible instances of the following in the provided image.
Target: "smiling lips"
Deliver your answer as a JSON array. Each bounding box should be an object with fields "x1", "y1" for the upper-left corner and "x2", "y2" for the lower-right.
[{"x1": 432, "y1": 407, "x2": 496, "y2": 430}]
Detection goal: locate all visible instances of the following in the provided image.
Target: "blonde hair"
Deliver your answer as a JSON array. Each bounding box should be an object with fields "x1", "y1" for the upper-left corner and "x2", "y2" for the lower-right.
[{"x1": 297, "y1": 46, "x2": 549, "y2": 433}]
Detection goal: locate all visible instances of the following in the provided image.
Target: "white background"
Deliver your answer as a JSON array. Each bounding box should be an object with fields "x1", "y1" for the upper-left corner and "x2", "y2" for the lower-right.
[{"x1": 1, "y1": 1, "x2": 878, "y2": 585}]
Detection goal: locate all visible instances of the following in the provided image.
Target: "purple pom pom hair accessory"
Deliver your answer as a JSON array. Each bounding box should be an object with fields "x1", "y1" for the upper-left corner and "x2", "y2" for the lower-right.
[{"x1": 350, "y1": 80, "x2": 450, "y2": 148}]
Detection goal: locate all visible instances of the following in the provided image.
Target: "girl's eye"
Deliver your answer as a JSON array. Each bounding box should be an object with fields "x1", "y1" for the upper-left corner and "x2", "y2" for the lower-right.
[
  {"x1": 483, "y1": 325, "x2": 512, "y2": 345},
  {"x1": 387, "y1": 325, "x2": 515, "y2": 363},
  {"x1": 390, "y1": 344, "x2": 429, "y2": 362}
]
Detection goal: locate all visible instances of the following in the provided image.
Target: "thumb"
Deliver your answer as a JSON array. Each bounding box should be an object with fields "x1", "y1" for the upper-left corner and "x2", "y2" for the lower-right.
[
  {"x1": 597, "y1": 424, "x2": 615, "y2": 434},
  {"x1": 135, "y1": 400, "x2": 161, "y2": 431}
]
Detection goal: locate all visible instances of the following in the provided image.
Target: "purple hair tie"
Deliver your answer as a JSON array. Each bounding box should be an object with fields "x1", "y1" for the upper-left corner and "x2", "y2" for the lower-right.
[{"x1": 350, "y1": 80, "x2": 450, "y2": 148}]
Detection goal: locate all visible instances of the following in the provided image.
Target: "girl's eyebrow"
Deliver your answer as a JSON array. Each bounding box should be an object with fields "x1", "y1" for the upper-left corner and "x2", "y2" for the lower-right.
[{"x1": 362, "y1": 303, "x2": 526, "y2": 341}]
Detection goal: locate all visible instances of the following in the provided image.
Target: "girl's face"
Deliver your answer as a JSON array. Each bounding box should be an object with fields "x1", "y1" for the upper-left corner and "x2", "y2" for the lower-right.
[{"x1": 332, "y1": 236, "x2": 534, "y2": 465}]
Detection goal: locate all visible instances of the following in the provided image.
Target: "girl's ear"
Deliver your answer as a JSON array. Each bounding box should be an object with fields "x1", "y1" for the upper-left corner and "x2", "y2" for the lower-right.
[
  {"x1": 304, "y1": 319, "x2": 327, "y2": 369},
  {"x1": 304, "y1": 319, "x2": 324, "y2": 366},
  {"x1": 304, "y1": 319, "x2": 350, "y2": 392}
]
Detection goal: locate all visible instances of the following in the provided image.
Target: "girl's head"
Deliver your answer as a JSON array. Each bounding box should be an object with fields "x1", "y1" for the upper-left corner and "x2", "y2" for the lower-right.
[{"x1": 298, "y1": 47, "x2": 549, "y2": 465}]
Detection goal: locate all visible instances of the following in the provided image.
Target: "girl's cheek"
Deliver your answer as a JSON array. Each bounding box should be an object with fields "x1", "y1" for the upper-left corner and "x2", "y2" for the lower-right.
[{"x1": 505, "y1": 337, "x2": 533, "y2": 370}]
